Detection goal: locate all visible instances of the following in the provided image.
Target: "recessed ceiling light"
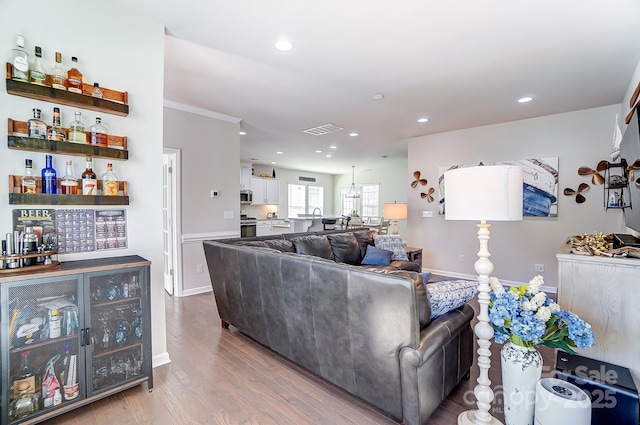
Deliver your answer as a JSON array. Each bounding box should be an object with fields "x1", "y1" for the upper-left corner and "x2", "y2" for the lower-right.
[
  {"x1": 275, "y1": 39, "x2": 292, "y2": 51},
  {"x1": 271, "y1": 162, "x2": 276, "y2": 164},
  {"x1": 372, "y1": 93, "x2": 384, "y2": 100},
  {"x1": 239, "y1": 131, "x2": 247, "y2": 135},
  {"x1": 417, "y1": 118, "x2": 429, "y2": 123},
  {"x1": 326, "y1": 154, "x2": 332, "y2": 158},
  {"x1": 330, "y1": 145, "x2": 337, "y2": 150},
  {"x1": 276, "y1": 151, "x2": 283, "y2": 154},
  {"x1": 518, "y1": 96, "x2": 533, "y2": 103},
  {"x1": 315, "y1": 150, "x2": 322, "y2": 153},
  {"x1": 349, "y1": 132, "x2": 359, "y2": 137}
]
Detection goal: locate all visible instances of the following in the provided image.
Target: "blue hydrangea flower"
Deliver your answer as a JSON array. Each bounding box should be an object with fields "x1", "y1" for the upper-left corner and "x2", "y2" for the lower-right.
[
  {"x1": 556, "y1": 310, "x2": 596, "y2": 348},
  {"x1": 511, "y1": 310, "x2": 546, "y2": 344}
]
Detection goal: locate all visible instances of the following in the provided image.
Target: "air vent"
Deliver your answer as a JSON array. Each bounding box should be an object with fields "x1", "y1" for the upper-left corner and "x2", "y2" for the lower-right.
[
  {"x1": 299, "y1": 176, "x2": 316, "y2": 182},
  {"x1": 303, "y1": 123, "x2": 344, "y2": 136}
]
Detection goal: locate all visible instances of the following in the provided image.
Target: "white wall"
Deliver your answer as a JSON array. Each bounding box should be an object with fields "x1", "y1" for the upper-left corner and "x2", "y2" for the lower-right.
[
  {"x1": 408, "y1": 105, "x2": 626, "y2": 290},
  {"x1": 0, "y1": 1, "x2": 168, "y2": 365},
  {"x1": 163, "y1": 105, "x2": 240, "y2": 296}
]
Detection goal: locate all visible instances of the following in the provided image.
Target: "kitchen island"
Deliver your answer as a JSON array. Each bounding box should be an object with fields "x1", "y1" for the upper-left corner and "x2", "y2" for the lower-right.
[{"x1": 289, "y1": 215, "x2": 341, "y2": 232}]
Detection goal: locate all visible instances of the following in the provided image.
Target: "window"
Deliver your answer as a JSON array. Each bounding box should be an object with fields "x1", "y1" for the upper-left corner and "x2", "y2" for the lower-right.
[
  {"x1": 288, "y1": 184, "x2": 324, "y2": 218},
  {"x1": 341, "y1": 183, "x2": 379, "y2": 217}
]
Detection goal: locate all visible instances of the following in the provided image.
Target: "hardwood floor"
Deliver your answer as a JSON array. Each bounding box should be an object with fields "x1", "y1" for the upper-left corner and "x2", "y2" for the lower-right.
[{"x1": 47, "y1": 289, "x2": 557, "y2": 425}]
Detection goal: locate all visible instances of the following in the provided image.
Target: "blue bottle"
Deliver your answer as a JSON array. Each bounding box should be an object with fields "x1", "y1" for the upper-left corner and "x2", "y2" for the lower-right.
[{"x1": 41, "y1": 155, "x2": 57, "y2": 194}]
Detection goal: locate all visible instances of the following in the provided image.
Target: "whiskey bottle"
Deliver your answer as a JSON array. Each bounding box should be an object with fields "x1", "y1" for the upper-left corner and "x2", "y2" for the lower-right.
[
  {"x1": 27, "y1": 108, "x2": 47, "y2": 139},
  {"x1": 21, "y1": 159, "x2": 37, "y2": 194},
  {"x1": 81, "y1": 156, "x2": 97, "y2": 195},
  {"x1": 68, "y1": 111, "x2": 86, "y2": 143},
  {"x1": 29, "y1": 46, "x2": 47, "y2": 86},
  {"x1": 101, "y1": 163, "x2": 119, "y2": 196},
  {"x1": 11, "y1": 351, "x2": 36, "y2": 399},
  {"x1": 66, "y1": 56, "x2": 83, "y2": 93},
  {"x1": 61, "y1": 160, "x2": 79, "y2": 195},
  {"x1": 41, "y1": 155, "x2": 57, "y2": 194},
  {"x1": 89, "y1": 117, "x2": 108, "y2": 147},
  {"x1": 50, "y1": 52, "x2": 67, "y2": 90},
  {"x1": 11, "y1": 35, "x2": 29, "y2": 82},
  {"x1": 92, "y1": 82, "x2": 103, "y2": 98},
  {"x1": 47, "y1": 107, "x2": 66, "y2": 141}
]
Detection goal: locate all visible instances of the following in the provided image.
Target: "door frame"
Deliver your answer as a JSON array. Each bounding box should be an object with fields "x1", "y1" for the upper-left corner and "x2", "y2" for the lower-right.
[{"x1": 163, "y1": 147, "x2": 183, "y2": 297}]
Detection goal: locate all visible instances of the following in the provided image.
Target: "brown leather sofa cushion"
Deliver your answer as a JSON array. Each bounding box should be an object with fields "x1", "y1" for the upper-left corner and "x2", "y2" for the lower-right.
[
  {"x1": 291, "y1": 235, "x2": 335, "y2": 260},
  {"x1": 353, "y1": 230, "x2": 377, "y2": 261},
  {"x1": 263, "y1": 239, "x2": 296, "y2": 252},
  {"x1": 327, "y1": 233, "x2": 361, "y2": 265}
]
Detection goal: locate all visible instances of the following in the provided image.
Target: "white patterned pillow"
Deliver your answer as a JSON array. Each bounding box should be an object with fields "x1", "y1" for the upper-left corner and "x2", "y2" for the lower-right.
[
  {"x1": 373, "y1": 234, "x2": 408, "y2": 261},
  {"x1": 427, "y1": 280, "x2": 478, "y2": 319}
]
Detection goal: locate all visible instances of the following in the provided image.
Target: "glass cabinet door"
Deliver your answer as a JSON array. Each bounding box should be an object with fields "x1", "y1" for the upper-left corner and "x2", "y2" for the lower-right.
[
  {"x1": 3, "y1": 275, "x2": 83, "y2": 424},
  {"x1": 86, "y1": 267, "x2": 146, "y2": 395}
]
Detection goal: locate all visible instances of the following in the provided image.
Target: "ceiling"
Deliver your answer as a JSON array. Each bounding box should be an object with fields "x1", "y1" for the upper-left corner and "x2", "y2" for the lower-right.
[{"x1": 118, "y1": 0, "x2": 640, "y2": 175}]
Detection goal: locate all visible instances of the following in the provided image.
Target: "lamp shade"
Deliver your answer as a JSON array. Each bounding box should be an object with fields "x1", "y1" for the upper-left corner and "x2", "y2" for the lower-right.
[
  {"x1": 383, "y1": 202, "x2": 408, "y2": 220},
  {"x1": 444, "y1": 165, "x2": 523, "y2": 221}
]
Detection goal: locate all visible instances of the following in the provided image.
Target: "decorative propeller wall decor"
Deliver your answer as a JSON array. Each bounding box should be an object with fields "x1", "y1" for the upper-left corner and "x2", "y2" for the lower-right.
[
  {"x1": 411, "y1": 171, "x2": 427, "y2": 188},
  {"x1": 420, "y1": 187, "x2": 435, "y2": 203},
  {"x1": 626, "y1": 159, "x2": 640, "y2": 182},
  {"x1": 577, "y1": 160, "x2": 607, "y2": 185},
  {"x1": 563, "y1": 183, "x2": 590, "y2": 203}
]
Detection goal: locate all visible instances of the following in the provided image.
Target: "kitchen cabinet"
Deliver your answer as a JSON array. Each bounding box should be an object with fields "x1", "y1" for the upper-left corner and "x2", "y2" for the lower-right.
[
  {"x1": 256, "y1": 220, "x2": 291, "y2": 236},
  {"x1": 0, "y1": 256, "x2": 152, "y2": 424},
  {"x1": 251, "y1": 177, "x2": 280, "y2": 205},
  {"x1": 240, "y1": 167, "x2": 252, "y2": 191}
]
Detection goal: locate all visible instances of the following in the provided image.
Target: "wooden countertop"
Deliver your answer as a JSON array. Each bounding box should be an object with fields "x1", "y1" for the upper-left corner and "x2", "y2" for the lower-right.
[{"x1": 0, "y1": 255, "x2": 150, "y2": 283}]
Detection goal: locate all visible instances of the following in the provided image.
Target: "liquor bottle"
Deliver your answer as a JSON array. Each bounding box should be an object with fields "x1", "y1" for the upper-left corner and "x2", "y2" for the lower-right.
[
  {"x1": 81, "y1": 156, "x2": 97, "y2": 195},
  {"x1": 41, "y1": 155, "x2": 57, "y2": 194},
  {"x1": 11, "y1": 35, "x2": 29, "y2": 82},
  {"x1": 92, "y1": 82, "x2": 103, "y2": 98},
  {"x1": 47, "y1": 107, "x2": 66, "y2": 141},
  {"x1": 68, "y1": 111, "x2": 86, "y2": 143},
  {"x1": 50, "y1": 52, "x2": 67, "y2": 90},
  {"x1": 89, "y1": 117, "x2": 108, "y2": 147},
  {"x1": 27, "y1": 108, "x2": 47, "y2": 139},
  {"x1": 61, "y1": 160, "x2": 79, "y2": 195},
  {"x1": 11, "y1": 351, "x2": 35, "y2": 399},
  {"x1": 29, "y1": 46, "x2": 47, "y2": 86},
  {"x1": 66, "y1": 56, "x2": 83, "y2": 94},
  {"x1": 21, "y1": 159, "x2": 37, "y2": 194},
  {"x1": 101, "y1": 163, "x2": 119, "y2": 196}
]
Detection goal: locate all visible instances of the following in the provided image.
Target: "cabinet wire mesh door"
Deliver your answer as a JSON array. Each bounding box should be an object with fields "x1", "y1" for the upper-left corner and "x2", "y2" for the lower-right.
[
  {"x1": 4, "y1": 276, "x2": 82, "y2": 424},
  {"x1": 87, "y1": 267, "x2": 147, "y2": 394}
]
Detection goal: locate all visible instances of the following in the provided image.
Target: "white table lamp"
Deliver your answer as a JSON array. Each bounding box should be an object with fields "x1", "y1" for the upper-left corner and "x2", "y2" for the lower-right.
[
  {"x1": 444, "y1": 165, "x2": 523, "y2": 425},
  {"x1": 383, "y1": 202, "x2": 408, "y2": 234}
]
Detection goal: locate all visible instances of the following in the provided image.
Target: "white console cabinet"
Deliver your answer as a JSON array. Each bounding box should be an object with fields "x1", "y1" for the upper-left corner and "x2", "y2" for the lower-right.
[{"x1": 556, "y1": 243, "x2": 640, "y2": 380}]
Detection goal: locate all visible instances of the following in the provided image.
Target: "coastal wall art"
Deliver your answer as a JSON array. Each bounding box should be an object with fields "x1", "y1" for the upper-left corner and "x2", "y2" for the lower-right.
[{"x1": 438, "y1": 157, "x2": 559, "y2": 217}]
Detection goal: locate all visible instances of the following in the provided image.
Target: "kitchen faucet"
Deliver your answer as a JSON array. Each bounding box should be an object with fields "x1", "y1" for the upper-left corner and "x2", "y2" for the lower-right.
[{"x1": 312, "y1": 207, "x2": 322, "y2": 216}]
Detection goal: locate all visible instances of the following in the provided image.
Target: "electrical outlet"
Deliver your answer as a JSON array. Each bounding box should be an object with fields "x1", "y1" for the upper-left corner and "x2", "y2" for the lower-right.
[
  {"x1": 422, "y1": 211, "x2": 428, "y2": 217},
  {"x1": 534, "y1": 263, "x2": 545, "y2": 273},
  {"x1": 210, "y1": 190, "x2": 220, "y2": 198},
  {"x1": 196, "y1": 264, "x2": 203, "y2": 274},
  {"x1": 458, "y1": 254, "x2": 465, "y2": 262}
]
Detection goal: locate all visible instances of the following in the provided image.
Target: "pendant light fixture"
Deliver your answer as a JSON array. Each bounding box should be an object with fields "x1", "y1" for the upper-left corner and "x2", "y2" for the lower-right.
[{"x1": 346, "y1": 165, "x2": 361, "y2": 198}]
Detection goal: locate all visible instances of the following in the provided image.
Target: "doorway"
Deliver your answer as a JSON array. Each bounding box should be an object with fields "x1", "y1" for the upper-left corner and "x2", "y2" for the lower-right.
[{"x1": 162, "y1": 148, "x2": 181, "y2": 296}]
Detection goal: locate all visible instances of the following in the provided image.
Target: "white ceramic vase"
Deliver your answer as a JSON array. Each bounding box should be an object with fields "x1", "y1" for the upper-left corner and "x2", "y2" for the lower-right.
[{"x1": 500, "y1": 341, "x2": 543, "y2": 425}]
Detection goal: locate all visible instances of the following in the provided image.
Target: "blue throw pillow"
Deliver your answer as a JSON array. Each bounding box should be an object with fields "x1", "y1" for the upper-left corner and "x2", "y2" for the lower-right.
[
  {"x1": 373, "y1": 234, "x2": 409, "y2": 261},
  {"x1": 361, "y1": 245, "x2": 394, "y2": 266},
  {"x1": 427, "y1": 280, "x2": 478, "y2": 319},
  {"x1": 420, "y1": 271, "x2": 432, "y2": 283}
]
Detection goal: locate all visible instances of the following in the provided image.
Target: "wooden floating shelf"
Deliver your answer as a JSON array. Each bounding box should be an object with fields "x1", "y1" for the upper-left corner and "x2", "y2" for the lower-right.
[
  {"x1": 9, "y1": 175, "x2": 129, "y2": 206},
  {"x1": 6, "y1": 63, "x2": 129, "y2": 117},
  {"x1": 9, "y1": 119, "x2": 128, "y2": 155}
]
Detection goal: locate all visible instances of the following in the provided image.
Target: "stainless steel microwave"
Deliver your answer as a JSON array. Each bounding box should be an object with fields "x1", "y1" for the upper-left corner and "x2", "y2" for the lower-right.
[{"x1": 240, "y1": 190, "x2": 252, "y2": 204}]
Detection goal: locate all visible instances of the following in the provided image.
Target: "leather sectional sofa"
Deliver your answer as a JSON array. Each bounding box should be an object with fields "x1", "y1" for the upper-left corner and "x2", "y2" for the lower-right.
[{"x1": 203, "y1": 229, "x2": 474, "y2": 425}]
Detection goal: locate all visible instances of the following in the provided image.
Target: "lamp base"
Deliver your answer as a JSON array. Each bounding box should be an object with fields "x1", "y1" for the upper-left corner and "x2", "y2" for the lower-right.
[{"x1": 458, "y1": 410, "x2": 503, "y2": 425}]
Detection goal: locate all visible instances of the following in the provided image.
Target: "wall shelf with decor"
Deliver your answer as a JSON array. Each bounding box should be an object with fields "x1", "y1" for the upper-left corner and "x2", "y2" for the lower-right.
[
  {"x1": 8, "y1": 119, "x2": 128, "y2": 160},
  {"x1": 8, "y1": 175, "x2": 129, "y2": 205},
  {"x1": 603, "y1": 160, "x2": 631, "y2": 210},
  {"x1": 6, "y1": 63, "x2": 129, "y2": 117}
]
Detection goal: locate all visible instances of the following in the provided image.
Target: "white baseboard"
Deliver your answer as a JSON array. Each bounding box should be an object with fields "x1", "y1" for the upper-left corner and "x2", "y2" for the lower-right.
[
  {"x1": 180, "y1": 285, "x2": 213, "y2": 297},
  {"x1": 423, "y1": 268, "x2": 558, "y2": 295},
  {"x1": 152, "y1": 351, "x2": 171, "y2": 368}
]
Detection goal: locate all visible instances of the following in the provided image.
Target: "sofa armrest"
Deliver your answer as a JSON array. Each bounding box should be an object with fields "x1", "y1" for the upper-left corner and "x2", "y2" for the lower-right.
[{"x1": 399, "y1": 304, "x2": 475, "y2": 425}]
